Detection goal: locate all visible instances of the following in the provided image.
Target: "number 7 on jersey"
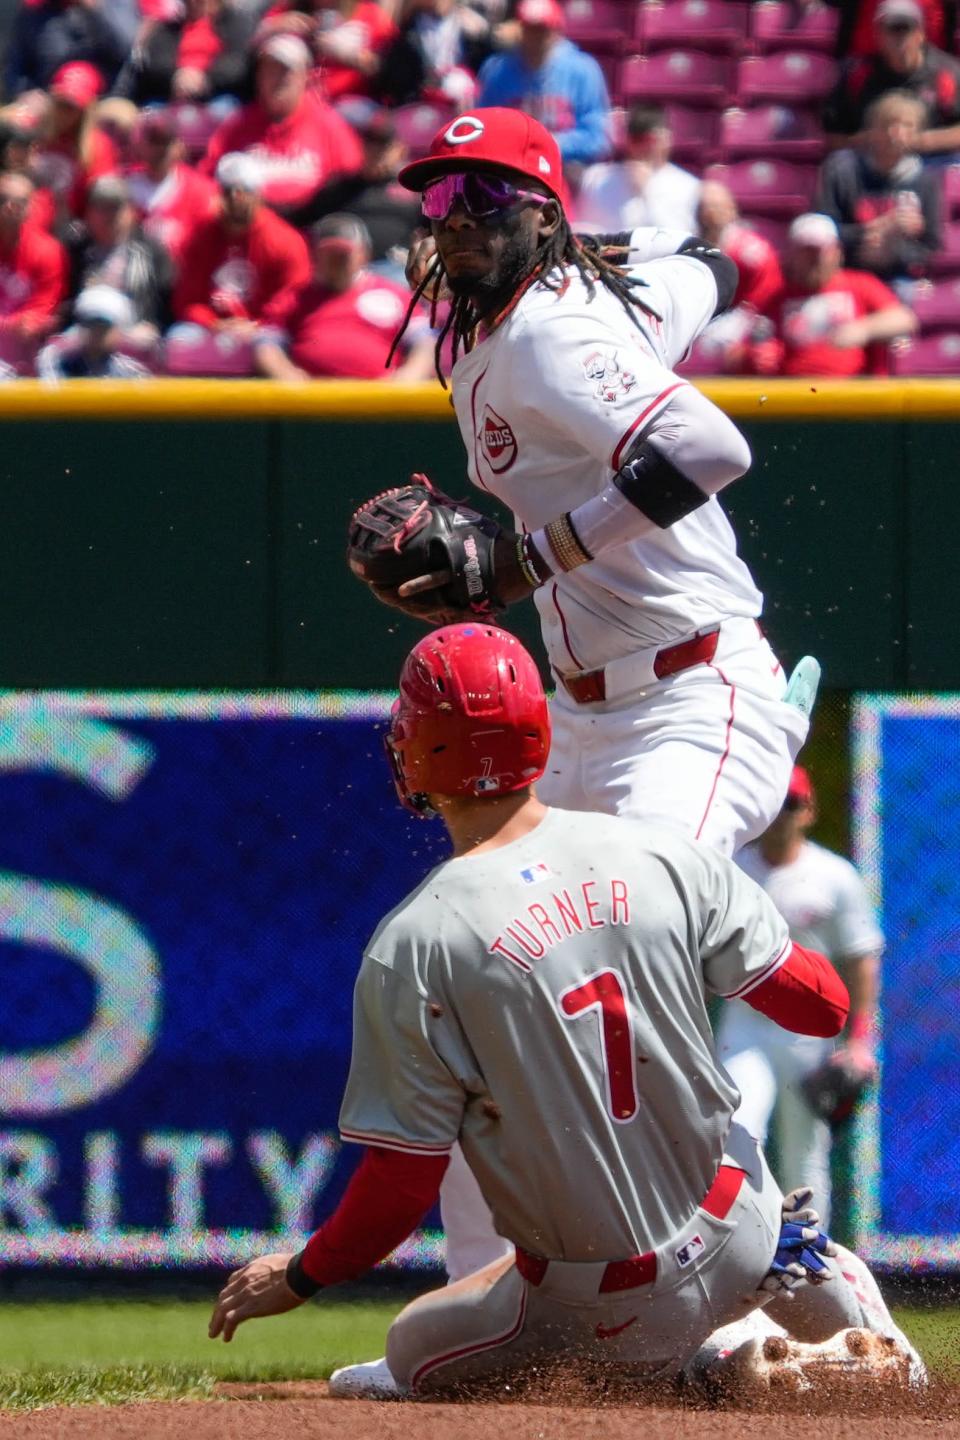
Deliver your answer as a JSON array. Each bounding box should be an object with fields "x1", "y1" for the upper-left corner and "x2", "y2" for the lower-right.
[{"x1": 558, "y1": 969, "x2": 639, "y2": 1123}]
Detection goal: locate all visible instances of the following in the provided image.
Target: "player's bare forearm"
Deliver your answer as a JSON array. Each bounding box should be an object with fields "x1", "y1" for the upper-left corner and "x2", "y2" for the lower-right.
[
  {"x1": 842, "y1": 950, "x2": 879, "y2": 1055},
  {"x1": 208, "y1": 1252, "x2": 306, "y2": 1342}
]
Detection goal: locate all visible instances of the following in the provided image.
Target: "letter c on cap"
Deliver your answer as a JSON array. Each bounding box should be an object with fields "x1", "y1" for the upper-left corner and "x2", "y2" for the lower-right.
[{"x1": 444, "y1": 116, "x2": 485, "y2": 145}]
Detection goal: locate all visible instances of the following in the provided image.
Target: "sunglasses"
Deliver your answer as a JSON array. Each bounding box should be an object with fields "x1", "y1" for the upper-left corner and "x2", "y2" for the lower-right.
[{"x1": 421, "y1": 171, "x2": 549, "y2": 221}]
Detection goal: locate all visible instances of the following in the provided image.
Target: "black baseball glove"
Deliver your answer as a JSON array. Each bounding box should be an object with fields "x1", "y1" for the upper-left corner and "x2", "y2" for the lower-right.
[
  {"x1": 347, "y1": 476, "x2": 508, "y2": 625},
  {"x1": 801, "y1": 1048, "x2": 875, "y2": 1126}
]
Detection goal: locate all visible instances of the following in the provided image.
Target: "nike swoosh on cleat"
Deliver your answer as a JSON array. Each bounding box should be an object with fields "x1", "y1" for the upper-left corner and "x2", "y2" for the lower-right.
[{"x1": 595, "y1": 1316, "x2": 638, "y2": 1340}]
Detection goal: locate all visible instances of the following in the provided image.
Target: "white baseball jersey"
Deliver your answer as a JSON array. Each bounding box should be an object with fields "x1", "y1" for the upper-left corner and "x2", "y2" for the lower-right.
[
  {"x1": 340, "y1": 807, "x2": 790, "y2": 1259},
  {"x1": 449, "y1": 256, "x2": 763, "y2": 674},
  {"x1": 736, "y1": 841, "x2": 884, "y2": 963}
]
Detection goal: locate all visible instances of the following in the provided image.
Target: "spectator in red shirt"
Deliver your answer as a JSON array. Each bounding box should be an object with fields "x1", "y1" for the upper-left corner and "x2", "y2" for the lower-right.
[
  {"x1": 113, "y1": 0, "x2": 257, "y2": 107},
  {"x1": 0, "y1": 171, "x2": 68, "y2": 371},
  {"x1": 35, "y1": 61, "x2": 118, "y2": 221},
  {"x1": 253, "y1": 212, "x2": 435, "y2": 379},
  {"x1": 697, "y1": 180, "x2": 785, "y2": 314},
  {"x1": 124, "y1": 109, "x2": 219, "y2": 270},
  {"x1": 200, "y1": 33, "x2": 363, "y2": 215},
  {"x1": 172, "y1": 150, "x2": 310, "y2": 341},
  {"x1": 746, "y1": 211, "x2": 917, "y2": 376},
  {"x1": 0, "y1": 120, "x2": 57, "y2": 232}
]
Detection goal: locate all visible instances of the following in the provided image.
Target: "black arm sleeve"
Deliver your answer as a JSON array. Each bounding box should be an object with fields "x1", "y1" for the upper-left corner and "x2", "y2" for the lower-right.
[{"x1": 675, "y1": 236, "x2": 738, "y2": 316}]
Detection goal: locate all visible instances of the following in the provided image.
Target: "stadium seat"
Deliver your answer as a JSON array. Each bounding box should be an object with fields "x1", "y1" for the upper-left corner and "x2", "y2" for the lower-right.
[
  {"x1": 635, "y1": 0, "x2": 749, "y2": 54},
  {"x1": 740, "y1": 213, "x2": 790, "y2": 251},
  {"x1": 704, "y1": 158, "x2": 817, "y2": 217},
  {"x1": 890, "y1": 332, "x2": 960, "y2": 375},
  {"x1": 618, "y1": 51, "x2": 733, "y2": 107},
  {"x1": 909, "y1": 277, "x2": 960, "y2": 330},
  {"x1": 719, "y1": 105, "x2": 826, "y2": 162},
  {"x1": 675, "y1": 336, "x2": 731, "y2": 374},
  {"x1": 929, "y1": 222, "x2": 960, "y2": 276},
  {"x1": 750, "y1": 0, "x2": 840, "y2": 54},
  {"x1": 942, "y1": 165, "x2": 960, "y2": 219},
  {"x1": 391, "y1": 101, "x2": 459, "y2": 158},
  {"x1": 736, "y1": 50, "x2": 838, "y2": 105},
  {"x1": 167, "y1": 102, "x2": 221, "y2": 162},
  {"x1": 0, "y1": 332, "x2": 38, "y2": 377},
  {"x1": 590, "y1": 49, "x2": 621, "y2": 96},
  {"x1": 565, "y1": 0, "x2": 634, "y2": 51},
  {"x1": 163, "y1": 326, "x2": 257, "y2": 377},
  {"x1": 608, "y1": 104, "x2": 719, "y2": 162}
]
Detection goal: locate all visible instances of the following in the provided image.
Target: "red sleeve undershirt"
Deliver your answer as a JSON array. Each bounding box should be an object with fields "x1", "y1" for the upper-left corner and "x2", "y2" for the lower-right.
[
  {"x1": 300, "y1": 1146, "x2": 449, "y2": 1288},
  {"x1": 744, "y1": 942, "x2": 849, "y2": 1037}
]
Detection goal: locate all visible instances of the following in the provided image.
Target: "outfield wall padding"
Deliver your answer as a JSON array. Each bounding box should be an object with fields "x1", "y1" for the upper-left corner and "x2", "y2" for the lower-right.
[{"x1": 3, "y1": 378, "x2": 957, "y2": 690}]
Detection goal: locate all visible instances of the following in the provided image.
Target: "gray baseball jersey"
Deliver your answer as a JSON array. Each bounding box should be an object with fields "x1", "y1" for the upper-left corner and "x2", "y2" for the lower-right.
[{"x1": 340, "y1": 808, "x2": 790, "y2": 1259}]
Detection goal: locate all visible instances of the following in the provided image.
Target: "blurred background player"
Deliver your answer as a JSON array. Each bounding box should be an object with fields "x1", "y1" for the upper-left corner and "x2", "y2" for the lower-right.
[{"x1": 716, "y1": 765, "x2": 883, "y2": 1227}]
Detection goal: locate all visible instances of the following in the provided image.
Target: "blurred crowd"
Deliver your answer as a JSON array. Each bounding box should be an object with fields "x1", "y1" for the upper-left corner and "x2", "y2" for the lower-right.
[{"x1": 1, "y1": 0, "x2": 959, "y2": 379}]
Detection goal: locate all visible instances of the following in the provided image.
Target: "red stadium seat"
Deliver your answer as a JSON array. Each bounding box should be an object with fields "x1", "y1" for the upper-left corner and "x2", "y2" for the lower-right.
[
  {"x1": 676, "y1": 336, "x2": 732, "y2": 374},
  {"x1": 909, "y1": 277, "x2": 960, "y2": 330},
  {"x1": 750, "y1": 1, "x2": 840, "y2": 54},
  {"x1": 929, "y1": 222, "x2": 960, "y2": 275},
  {"x1": 890, "y1": 332, "x2": 960, "y2": 375},
  {"x1": 635, "y1": 0, "x2": 749, "y2": 54},
  {"x1": 167, "y1": 102, "x2": 221, "y2": 162},
  {"x1": 719, "y1": 105, "x2": 826, "y2": 162},
  {"x1": 942, "y1": 165, "x2": 960, "y2": 219},
  {"x1": 736, "y1": 50, "x2": 838, "y2": 105},
  {"x1": 704, "y1": 158, "x2": 817, "y2": 217},
  {"x1": 163, "y1": 328, "x2": 257, "y2": 377},
  {"x1": 618, "y1": 51, "x2": 733, "y2": 107},
  {"x1": 664, "y1": 104, "x2": 720, "y2": 162},
  {"x1": 565, "y1": 0, "x2": 634, "y2": 51},
  {"x1": 391, "y1": 101, "x2": 458, "y2": 158},
  {"x1": 739, "y1": 212, "x2": 790, "y2": 251}
]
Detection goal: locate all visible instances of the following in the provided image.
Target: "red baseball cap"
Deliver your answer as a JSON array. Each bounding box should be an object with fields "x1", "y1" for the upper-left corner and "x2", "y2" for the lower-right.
[
  {"x1": 50, "y1": 61, "x2": 104, "y2": 108},
  {"x1": 398, "y1": 107, "x2": 564, "y2": 202},
  {"x1": 787, "y1": 765, "x2": 815, "y2": 806},
  {"x1": 517, "y1": 0, "x2": 566, "y2": 28}
]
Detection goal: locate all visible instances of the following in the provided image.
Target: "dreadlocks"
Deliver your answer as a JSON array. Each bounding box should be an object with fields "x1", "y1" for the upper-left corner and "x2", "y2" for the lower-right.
[{"x1": 388, "y1": 218, "x2": 657, "y2": 387}]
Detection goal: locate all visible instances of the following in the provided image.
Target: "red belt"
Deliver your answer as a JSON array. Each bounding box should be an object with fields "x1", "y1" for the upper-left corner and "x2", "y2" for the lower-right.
[
  {"x1": 559, "y1": 627, "x2": 721, "y2": 706},
  {"x1": 515, "y1": 1164, "x2": 746, "y2": 1294}
]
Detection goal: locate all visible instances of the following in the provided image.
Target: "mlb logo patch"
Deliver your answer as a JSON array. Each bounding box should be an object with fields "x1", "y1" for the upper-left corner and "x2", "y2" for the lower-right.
[
  {"x1": 675, "y1": 1234, "x2": 705, "y2": 1268},
  {"x1": 519, "y1": 862, "x2": 551, "y2": 885}
]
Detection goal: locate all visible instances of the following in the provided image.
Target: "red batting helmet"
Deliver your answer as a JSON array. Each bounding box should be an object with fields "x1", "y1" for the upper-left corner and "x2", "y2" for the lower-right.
[{"x1": 386, "y1": 623, "x2": 550, "y2": 817}]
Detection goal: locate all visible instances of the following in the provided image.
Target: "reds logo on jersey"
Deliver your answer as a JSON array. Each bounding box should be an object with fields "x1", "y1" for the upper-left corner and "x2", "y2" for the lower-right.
[
  {"x1": 481, "y1": 406, "x2": 518, "y2": 473},
  {"x1": 580, "y1": 348, "x2": 636, "y2": 404}
]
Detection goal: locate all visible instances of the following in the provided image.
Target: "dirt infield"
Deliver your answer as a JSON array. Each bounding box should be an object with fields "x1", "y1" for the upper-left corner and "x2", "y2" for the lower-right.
[{"x1": 3, "y1": 1380, "x2": 960, "y2": 1439}]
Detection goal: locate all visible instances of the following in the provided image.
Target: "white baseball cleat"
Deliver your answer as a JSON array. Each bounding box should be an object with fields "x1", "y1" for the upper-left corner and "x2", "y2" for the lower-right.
[
  {"x1": 783, "y1": 655, "x2": 821, "y2": 720},
  {"x1": 328, "y1": 1356, "x2": 409, "y2": 1400},
  {"x1": 709, "y1": 1327, "x2": 923, "y2": 1399}
]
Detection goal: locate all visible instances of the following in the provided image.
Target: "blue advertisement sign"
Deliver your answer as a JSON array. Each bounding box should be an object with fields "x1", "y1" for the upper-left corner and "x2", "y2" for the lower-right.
[
  {"x1": 0, "y1": 693, "x2": 448, "y2": 1269},
  {"x1": 852, "y1": 695, "x2": 960, "y2": 1269}
]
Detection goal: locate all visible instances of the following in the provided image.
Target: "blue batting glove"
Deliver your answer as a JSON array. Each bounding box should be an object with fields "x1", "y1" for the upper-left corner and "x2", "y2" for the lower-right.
[{"x1": 759, "y1": 1219, "x2": 838, "y2": 1296}]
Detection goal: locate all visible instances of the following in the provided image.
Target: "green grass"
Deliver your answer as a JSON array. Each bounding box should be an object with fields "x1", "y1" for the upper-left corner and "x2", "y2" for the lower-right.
[
  {"x1": 0, "y1": 1297, "x2": 398, "y2": 1381},
  {"x1": 0, "y1": 1297, "x2": 956, "y2": 1412}
]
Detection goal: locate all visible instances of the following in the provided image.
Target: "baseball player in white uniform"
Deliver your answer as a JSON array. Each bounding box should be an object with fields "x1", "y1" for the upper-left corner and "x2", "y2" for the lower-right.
[
  {"x1": 208, "y1": 625, "x2": 922, "y2": 1398},
  {"x1": 717, "y1": 765, "x2": 883, "y2": 1226},
  {"x1": 379, "y1": 106, "x2": 813, "y2": 1285}
]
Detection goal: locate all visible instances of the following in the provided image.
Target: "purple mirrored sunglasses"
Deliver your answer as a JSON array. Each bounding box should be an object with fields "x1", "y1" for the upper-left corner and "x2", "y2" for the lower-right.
[{"x1": 421, "y1": 171, "x2": 549, "y2": 221}]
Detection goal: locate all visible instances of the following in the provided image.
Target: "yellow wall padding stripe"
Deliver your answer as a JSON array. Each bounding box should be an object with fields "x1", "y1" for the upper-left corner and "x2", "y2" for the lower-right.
[{"x1": 0, "y1": 378, "x2": 957, "y2": 421}]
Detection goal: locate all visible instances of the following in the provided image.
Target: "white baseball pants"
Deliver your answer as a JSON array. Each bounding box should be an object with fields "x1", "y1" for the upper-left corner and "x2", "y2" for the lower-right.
[{"x1": 716, "y1": 999, "x2": 835, "y2": 1224}]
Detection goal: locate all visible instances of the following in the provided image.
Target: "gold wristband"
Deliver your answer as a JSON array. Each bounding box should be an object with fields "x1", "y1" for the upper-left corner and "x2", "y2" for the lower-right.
[
  {"x1": 515, "y1": 534, "x2": 545, "y2": 589},
  {"x1": 544, "y1": 514, "x2": 592, "y2": 573}
]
